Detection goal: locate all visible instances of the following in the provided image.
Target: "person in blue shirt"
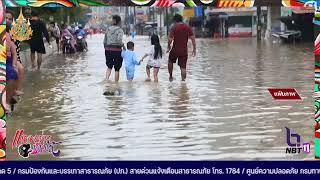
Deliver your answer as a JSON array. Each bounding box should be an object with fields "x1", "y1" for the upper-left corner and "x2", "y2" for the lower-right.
[
  {"x1": 77, "y1": 26, "x2": 86, "y2": 38},
  {"x1": 130, "y1": 29, "x2": 136, "y2": 40},
  {"x1": 77, "y1": 25, "x2": 88, "y2": 51},
  {"x1": 121, "y1": 41, "x2": 143, "y2": 82}
]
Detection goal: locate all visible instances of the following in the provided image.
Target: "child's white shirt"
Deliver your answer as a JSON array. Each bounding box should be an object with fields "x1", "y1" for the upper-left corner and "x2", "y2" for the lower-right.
[{"x1": 147, "y1": 45, "x2": 162, "y2": 68}]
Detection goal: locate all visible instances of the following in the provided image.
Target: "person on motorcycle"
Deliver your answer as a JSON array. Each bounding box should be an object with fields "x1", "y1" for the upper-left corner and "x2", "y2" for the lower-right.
[
  {"x1": 68, "y1": 25, "x2": 76, "y2": 37},
  {"x1": 77, "y1": 25, "x2": 88, "y2": 51},
  {"x1": 77, "y1": 25, "x2": 86, "y2": 37},
  {"x1": 74, "y1": 26, "x2": 80, "y2": 36},
  {"x1": 61, "y1": 24, "x2": 76, "y2": 53},
  {"x1": 49, "y1": 22, "x2": 61, "y2": 53}
]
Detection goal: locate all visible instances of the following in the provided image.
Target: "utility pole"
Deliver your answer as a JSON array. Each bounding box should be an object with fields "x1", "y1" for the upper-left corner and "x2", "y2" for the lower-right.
[
  {"x1": 257, "y1": 5, "x2": 261, "y2": 41},
  {"x1": 67, "y1": 14, "x2": 70, "y2": 25},
  {"x1": 153, "y1": 7, "x2": 155, "y2": 22},
  {"x1": 125, "y1": 6, "x2": 128, "y2": 35},
  {"x1": 134, "y1": 6, "x2": 136, "y2": 26},
  {"x1": 166, "y1": 8, "x2": 169, "y2": 36},
  {"x1": 160, "y1": 8, "x2": 163, "y2": 37},
  {"x1": 202, "y1": 7, "x2": 206, "y2": 38}
]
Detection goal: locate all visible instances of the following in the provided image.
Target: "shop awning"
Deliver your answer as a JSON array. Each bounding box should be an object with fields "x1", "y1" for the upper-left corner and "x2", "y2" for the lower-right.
[
  {"x1": 315, "y1": 33, "x2": 320, "y2": 55},
  {"x1": 218, "y1": 12, "x2": 228, "y2": 19},
  {"x1": 291, "y1": 7, "x2": 315, "y2": 14}
]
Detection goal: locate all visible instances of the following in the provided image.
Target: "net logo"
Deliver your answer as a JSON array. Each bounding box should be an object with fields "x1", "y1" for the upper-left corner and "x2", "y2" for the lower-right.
[{"x1": 285, "y1": 127, "x2": 310, "y2": 154}]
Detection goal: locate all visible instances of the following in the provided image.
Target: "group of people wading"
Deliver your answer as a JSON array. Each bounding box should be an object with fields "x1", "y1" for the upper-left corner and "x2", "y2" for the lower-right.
[{"x1": 104, "y1": 14, "x2": 196, "y2": 83}]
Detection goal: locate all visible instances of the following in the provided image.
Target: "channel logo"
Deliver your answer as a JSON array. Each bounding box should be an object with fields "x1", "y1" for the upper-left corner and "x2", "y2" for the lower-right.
[{"x1": 285, "y1": 127, "x2": 310, "y2": 154}]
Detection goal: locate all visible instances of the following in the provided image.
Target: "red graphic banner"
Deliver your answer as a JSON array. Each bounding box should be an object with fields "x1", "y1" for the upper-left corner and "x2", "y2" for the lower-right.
[{"x1": 268, "y1": 88, "x2": 302, "y2": 100}]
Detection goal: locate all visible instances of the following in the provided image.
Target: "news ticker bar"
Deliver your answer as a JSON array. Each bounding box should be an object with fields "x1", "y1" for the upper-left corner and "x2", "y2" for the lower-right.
[{"x1": 0, "y1": 161, "x2": 319, "y2": 177}]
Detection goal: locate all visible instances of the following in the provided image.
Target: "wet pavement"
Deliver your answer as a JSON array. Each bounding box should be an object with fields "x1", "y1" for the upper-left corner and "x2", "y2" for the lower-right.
[{"x1": 7, "y1": 34, "x2": 314, "y2": 160}]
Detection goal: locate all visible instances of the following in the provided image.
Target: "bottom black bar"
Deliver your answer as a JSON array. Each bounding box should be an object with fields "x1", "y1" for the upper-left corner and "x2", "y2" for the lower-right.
[{"x1": 0, "y1": 161, "x2": 319, "y2": 179}]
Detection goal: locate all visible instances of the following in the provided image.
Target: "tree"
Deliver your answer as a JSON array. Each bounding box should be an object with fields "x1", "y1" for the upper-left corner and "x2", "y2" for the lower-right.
[{"x1": 7, "y1": 7, "x2": 92, "y2": 26}]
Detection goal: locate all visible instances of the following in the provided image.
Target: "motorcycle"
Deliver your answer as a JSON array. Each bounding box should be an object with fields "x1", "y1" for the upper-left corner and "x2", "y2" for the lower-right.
[
  {"x1": 76, "y1": 35, "x2": 86, "y2": 52},
  {"x1": 62, "y1": 35, "x2": 75, "y2": 54}
]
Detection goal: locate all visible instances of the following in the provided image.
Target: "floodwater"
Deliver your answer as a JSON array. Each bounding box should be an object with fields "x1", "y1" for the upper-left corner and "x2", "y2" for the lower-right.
[{"x1": 7, "y1": 34, "x2": 314, "y2": 160}]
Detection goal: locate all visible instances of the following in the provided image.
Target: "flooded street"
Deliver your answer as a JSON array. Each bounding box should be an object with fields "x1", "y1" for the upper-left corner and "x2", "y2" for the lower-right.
[{"x1": 7, "y1": 34, "x2": 313, "y2": 160}]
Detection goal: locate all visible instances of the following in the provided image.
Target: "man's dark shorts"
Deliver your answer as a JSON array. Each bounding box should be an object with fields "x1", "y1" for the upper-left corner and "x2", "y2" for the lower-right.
[
  {"x1": 29, "y1": 38, "x2": 46, "y2": 54},
  {"x1": 169, "y1": 52, "x2": 188, "y2": 69},
  {"x1": 105, "y1": 50, "x2": 123, "y2": 72}
]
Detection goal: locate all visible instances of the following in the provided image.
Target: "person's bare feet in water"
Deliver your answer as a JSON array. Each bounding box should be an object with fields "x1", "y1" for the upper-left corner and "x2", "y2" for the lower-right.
[
  {"x1": 4, "y1": 103, "x2": 12, "y2": 115},
  {"x1": 30, "y1": 67, "x2": 37, "y2": 72},
  {"x1": 106, "y1": 79, "x2": 113, "y2": 83},
  {"x1": 169, "y1": 76, "x2": 173, "y2": 82},
  {"x1": 145, "y1": 78, "x2": 151, "y2": 82},
  {"x1": 14, "y1": 90, "x2": 24, "y2": 96}
]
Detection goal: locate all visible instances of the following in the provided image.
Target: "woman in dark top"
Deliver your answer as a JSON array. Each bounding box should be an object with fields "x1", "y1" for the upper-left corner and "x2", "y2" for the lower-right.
[{"x1": 29, "y1": 9, "x2": 51, "y2": 70}]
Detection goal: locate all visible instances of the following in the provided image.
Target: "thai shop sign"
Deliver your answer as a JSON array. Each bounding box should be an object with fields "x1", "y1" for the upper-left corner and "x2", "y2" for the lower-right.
[
  {"x1": 194, "y1": 7, "x2": 203, "y2": 17},
  {"x1": 183, "y1": 8, "x2": 195, "y2": 18}
]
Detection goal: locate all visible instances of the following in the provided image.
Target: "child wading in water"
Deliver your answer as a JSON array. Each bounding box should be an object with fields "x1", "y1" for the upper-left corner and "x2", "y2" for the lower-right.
[
  {"x1": 141, "y1": 34, "x2": 163, "y2": 82},
  {"x1": 121, "y1": 41, "x2": 142, "y2": 82}
]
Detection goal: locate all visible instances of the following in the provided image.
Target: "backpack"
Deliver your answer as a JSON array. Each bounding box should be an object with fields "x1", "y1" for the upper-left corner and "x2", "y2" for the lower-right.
[{"x1": 106, "y1": 26, "x2": 123, "y2": 45}]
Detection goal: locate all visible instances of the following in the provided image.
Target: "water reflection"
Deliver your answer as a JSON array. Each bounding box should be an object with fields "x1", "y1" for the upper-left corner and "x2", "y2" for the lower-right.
[{"x1": 168, "y1": 83, "x2": 190, "y2": 120}]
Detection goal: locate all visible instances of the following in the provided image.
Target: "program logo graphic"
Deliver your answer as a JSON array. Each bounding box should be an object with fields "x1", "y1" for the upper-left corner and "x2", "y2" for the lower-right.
[
  {"x1": 285, "y1": 127, "x2": 310, "y2": 154},
  {"x1": 12, "y1": 129, "x2": 62, "y2": 158}
]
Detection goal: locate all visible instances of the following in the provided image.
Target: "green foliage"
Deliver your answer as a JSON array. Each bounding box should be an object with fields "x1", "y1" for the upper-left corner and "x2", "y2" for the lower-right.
[{"x1": 7, "y1": 7, "x2": 92, "y2": 26}]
